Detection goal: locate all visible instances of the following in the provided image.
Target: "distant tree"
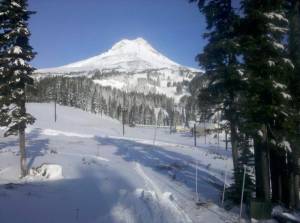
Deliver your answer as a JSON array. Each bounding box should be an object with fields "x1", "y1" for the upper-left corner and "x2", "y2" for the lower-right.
[
  {"x1": 176, "y1": 83, "x2": 183, "y2": 95},
  {"x1": 156, "y1": 76, "x2": 161, "y2": 87},
  {"x1": 90, "y1": 88, "x2": 97, "y2": 113},
  {"x1": 0, "y1": 0, "x2": 36, "y2": 177}
]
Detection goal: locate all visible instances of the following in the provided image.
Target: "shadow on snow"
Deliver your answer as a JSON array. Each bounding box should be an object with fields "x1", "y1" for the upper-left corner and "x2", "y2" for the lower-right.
[
  {"x1": 0, "y1": 128, "x2": 49, "y2": 168},
  {"x1": 94, "y1": 136, "x2": 224, "y2": 203}
]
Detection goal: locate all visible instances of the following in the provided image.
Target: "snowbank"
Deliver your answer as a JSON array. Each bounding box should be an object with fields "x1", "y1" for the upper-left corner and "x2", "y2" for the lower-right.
[
  {"x1": 272, "y1": 206, "x2": 300, "y2": 223},
  {"x1": 110, "y1": 188, "x2": 192, "y2": 223},
  {"x1": 27, "y1": 164, "x2": 63, "y2": 181}
]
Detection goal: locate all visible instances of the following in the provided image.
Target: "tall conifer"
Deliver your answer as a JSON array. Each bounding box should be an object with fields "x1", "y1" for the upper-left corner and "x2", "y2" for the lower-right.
[
  {"x1": 0, "y1": 0, "x2": 35, "y2": 177},
  {"x1": 287, "y1": 0, "x2": 300, "y2": 209},
  {"x1": 240, "y1": 0, "x2": 293, "y2": 201},
  {"x1": 191, "y1": 0, "x2": 246, "y2": 192}
]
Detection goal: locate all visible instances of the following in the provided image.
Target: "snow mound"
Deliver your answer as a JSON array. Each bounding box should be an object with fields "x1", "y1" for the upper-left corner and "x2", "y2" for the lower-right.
[
  {"x1": 42, "y1": 129, "x2": 93, "y2": 138},
  {"x1": 272, "y1": 205, "x2": 300, "y2": 223},
  {"x1": 109, "y1": 188, "x2": 192, "y2": 223},
  {"x1": 27, "y1": 164, "x2": 63, "y2": 181}
]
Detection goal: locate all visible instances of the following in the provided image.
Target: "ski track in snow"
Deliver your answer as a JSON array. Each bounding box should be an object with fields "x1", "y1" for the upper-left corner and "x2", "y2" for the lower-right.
[
  {"x1": 134, "y1": 162, "x2": 193, "y2": 223},
  {"x1": 0, "y1": 103, "x2": 239, "y2": 223},
  {"x1": 59, "y1": 151, "x2": 110, "y2": 162},
  {"x1": 135, "y1": 162, "x2": 162, "y2": 196}
]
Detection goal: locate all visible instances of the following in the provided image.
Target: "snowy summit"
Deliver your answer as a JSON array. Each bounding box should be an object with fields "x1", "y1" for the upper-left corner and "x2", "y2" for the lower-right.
[{"x1": 38, "y1": 38, "x2": 199, "y2": 73}]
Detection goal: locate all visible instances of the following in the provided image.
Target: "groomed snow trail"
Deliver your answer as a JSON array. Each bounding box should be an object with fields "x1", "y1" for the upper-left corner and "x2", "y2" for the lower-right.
[{"x1": 134, "y1": 162, "x2": 193, "y2": 223}]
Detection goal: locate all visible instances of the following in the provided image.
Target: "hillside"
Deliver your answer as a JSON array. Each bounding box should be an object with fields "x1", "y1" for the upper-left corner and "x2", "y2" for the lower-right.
[{"x1": 35, "y1": 38, "x2": 202, "y2": 102}]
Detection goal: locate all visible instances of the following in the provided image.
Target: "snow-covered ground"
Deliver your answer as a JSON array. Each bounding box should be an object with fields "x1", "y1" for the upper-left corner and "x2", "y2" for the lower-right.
[{"x1": 0, "y1": 103, "x2": 239, "y2": 223}]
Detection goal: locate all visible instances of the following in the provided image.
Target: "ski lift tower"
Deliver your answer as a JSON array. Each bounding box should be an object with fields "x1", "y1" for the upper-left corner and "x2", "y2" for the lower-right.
[
  {"x1": 122, "y1": 92, "x2": 128, "y2": 136},
  {"x1": 200, "y1": 114, "x2": 207, "y2": 144},
  {"x1": 194, "y1": 114, "x2": 201, "y2": 147},
  {"x1": 52, "y1": 85, "x2": 57, "y2": 122}
]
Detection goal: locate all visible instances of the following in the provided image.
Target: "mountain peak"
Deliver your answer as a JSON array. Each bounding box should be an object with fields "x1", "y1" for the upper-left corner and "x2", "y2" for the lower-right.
[
  {"x1": 134, "y1": 37, "x2": 148, "y2": 43},
  {"x1": 113, "y1": 37, "x2": 149, "y2": 46},
  {"x1": 110, "y1": 37, "x2": 157, "y2": 54},
  {"x1": 38, "y1": 38, "x2": 199, "y2": 73}
]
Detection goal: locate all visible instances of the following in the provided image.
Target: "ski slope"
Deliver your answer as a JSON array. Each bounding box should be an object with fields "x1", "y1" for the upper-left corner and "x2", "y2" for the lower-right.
[{"x1": 0, "y1": 103, "x2": 239, "y2": 223}]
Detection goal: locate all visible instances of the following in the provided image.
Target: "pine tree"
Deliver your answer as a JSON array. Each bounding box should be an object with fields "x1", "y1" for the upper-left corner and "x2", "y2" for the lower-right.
[
  {"x1": 287, "y1": 0, "x2": 300, "y2": 209},
  {"x1": 226, "y1": 135, "x2": 255, "y2": 204},
  {"x1": 191, "y1": 0, "x2": 245, "y2": 191},
  {"x1": 240, "y1": 0, "x2": 293, "y2": 202},
  {"x1": 0, "y1": 0, "x2": 36, "y2": 177}
]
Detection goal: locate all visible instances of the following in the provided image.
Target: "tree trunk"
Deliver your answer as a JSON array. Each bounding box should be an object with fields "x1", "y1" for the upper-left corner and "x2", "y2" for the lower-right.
[
  {"x1": 270, "y1": 150, "x2": 279, "y2": 202},
  {"x1": 290, "y1": 136, "x2": 300, "y2": 209},
  {"x1": 254, "y1": 125, "x2": 271, "y2": 201},
  {"x1": 230, "y1": 121, "x2": 239, "y2": 171},
  {"x1": 271, "y1": 148, "x2": 290, "y2": 205},
  {"x1": 292, "y1": 146, "x2": 300, "y2": 209},
  {"x1": 281, "y1": 152, "x2": 290, "y2": 206},
  {"x1": 19, "y1": 101, "x2": 27, "y2": 178},
  {"x1": 295, "y1": 174, "x2": 300, "y2": 209},
  {"x1": 225, "y1": 131, "x2": 228, "y2": 151},
  {"x1": 19, "y1": 125, "x2": 27, "y2": 178},
  {"x1": 290, "y1": 173, "x2": 296, "y2": 208},
  {"x1": 288, "y1": 0, "x2": 300, "y2": 210}
]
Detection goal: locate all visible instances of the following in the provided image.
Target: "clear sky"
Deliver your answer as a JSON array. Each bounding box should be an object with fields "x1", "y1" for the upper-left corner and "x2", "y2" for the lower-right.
[{"x1": 28, "y1": 0, "x2": 206, "y2": 69}]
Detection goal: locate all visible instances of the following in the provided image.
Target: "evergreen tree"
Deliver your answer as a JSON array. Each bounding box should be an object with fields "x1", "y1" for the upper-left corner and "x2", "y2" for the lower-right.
[
  {"x1": 240, "y1": 0, "x2": 293, "y2": 202},
  {"x1": 226, "y1": 135, "x2": 255, "y2": 204},
  {"x1": 0, "y1": 0, "x2": 36, "y2": 177},
  {"x1": 175, "y1": 83, "x2": 183, "y2": 95},
  {"x1": 287, "y1": 0, "x2": 300, "y2": 209},
  {"x1": 191, "y1": 0, "x2": 246, "y2": 194}
]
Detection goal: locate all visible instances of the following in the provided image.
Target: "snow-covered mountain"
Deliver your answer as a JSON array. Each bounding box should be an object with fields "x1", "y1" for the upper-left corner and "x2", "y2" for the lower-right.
[{"x1": 36, "y1": 38, "x2": 202, "y2": 102}]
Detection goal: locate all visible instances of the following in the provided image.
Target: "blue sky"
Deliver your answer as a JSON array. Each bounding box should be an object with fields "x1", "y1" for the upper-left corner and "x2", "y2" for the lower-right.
[{"x1": 28, "y1": 0, "x2": 206, "y2": 69}]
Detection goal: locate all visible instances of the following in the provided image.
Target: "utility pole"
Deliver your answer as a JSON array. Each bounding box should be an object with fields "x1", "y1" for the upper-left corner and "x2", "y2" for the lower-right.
[
  {"x1": 217, "y1": 112, "x2": 220, "y2": 147},
  {"x1": 225, "y1": 130, "x2": 228, "y2": 150},
  {"x1": 122, "y1": 92, "x2": 125, "y2": 136},
  {"x1": 239, "y1": 166, "x2": 247, "y2": 222},
  {"x1": 122, "y1": 111, "x2": 125, "y2": 136},
  {"x1": 221, "y1": 166, "x2": 228, "y2": 206},
  {"x1": 195, "y1": 156, "x2": 199, "y2": 203},
  {"x1": 54, "y1": 92, "x2": 57, "y2": 122},
  {"x1": 194, "y1": 123, "x2": 197, "y2": 147},
  {"x1": 204, "y1": 119, "x2": 207, "y2": 144},
  {"x1": 153, "y1": 123, "x2": 158, "y2": 145},
  {"x1": 169, "y1": 111, "x2": 173, "y2": 134},
  {"x1": 217, "y1": 122, "x2": 220, "y2": 146},
  {"x1": 153, "y1": 108, "x2": 160, "y2": 145}
]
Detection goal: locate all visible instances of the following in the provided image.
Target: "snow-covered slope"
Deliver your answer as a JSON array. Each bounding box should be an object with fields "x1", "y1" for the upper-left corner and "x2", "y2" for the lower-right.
[
  {"x1": 36, "y1": 38, "x2": 202, "y2": 102},
  {"x1": 0, "y1": 103, "x2": 238, "y2": 223},
  {"x1": 38, "y1": 38, "x2": 198, "y2": 73}
]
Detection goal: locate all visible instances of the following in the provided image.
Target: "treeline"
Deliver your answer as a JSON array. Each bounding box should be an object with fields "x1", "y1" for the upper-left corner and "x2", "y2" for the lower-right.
[
  {"x1": 27, "y1": 76, "x2": 187, "y2": 126},
  {"x1": 191, "y1": 0, "x2": 300, "y2": 210}
]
